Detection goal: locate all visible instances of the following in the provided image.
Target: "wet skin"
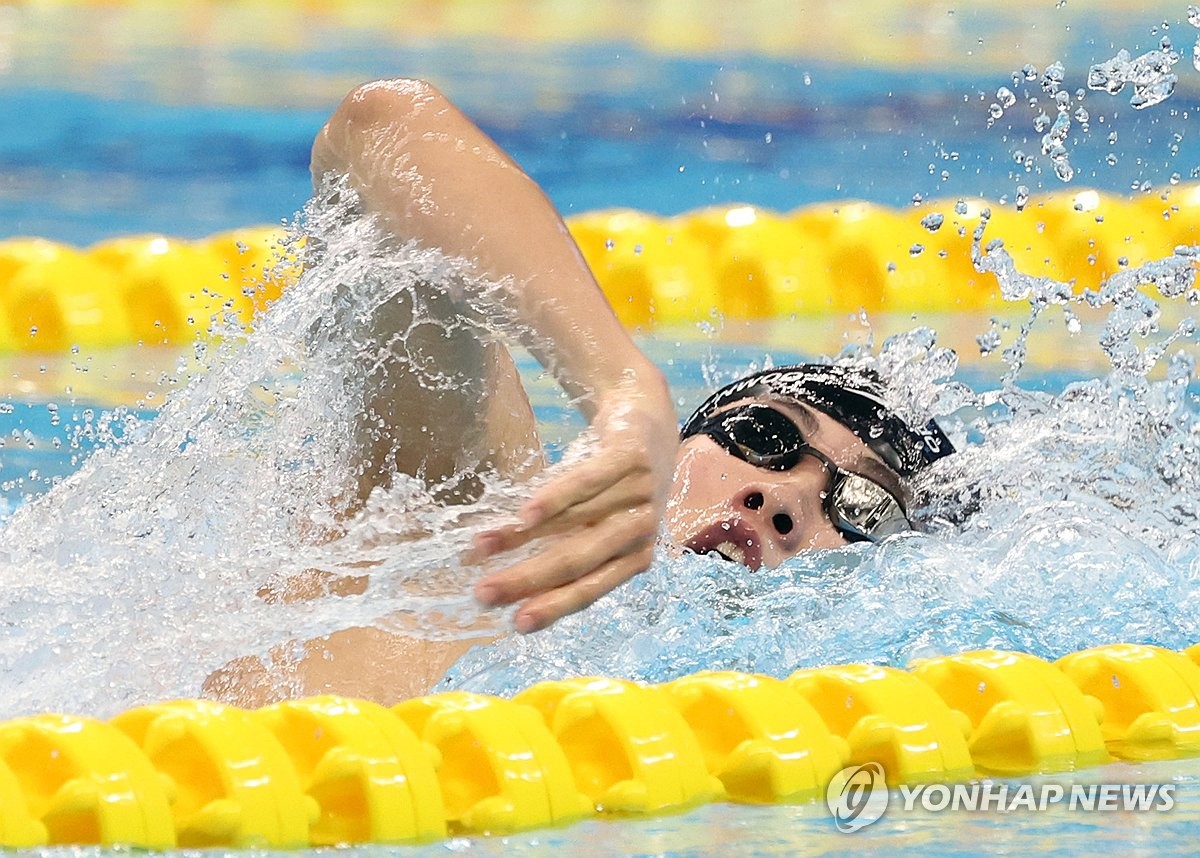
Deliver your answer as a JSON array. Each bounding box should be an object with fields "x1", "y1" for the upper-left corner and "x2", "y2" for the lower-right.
[{"x1": 663, "y1": 395, "x2": 908, "y2": 569}]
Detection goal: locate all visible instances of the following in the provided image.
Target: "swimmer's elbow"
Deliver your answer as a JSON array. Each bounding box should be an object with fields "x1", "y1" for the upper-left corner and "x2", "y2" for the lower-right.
[
  {"x1": 312, "y1": 77, "x2": 451, "y2": 181},
  {"x1": 323, "y1": 79, "x2": 448, "y2": 150},
  {"x1": 342, "y1": 78, "x2": 447, "y2": 126}
]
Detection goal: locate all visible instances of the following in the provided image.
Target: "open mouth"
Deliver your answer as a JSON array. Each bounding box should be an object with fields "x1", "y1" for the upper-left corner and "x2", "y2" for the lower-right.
[{"x1": 684, "y1": 519, "x2": 764, "y2": 570}]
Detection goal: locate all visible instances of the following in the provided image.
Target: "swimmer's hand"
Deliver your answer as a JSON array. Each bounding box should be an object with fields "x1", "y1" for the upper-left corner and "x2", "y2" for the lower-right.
[{"x1": 469, "y1": 370, "x2": 677, "y2": 633}]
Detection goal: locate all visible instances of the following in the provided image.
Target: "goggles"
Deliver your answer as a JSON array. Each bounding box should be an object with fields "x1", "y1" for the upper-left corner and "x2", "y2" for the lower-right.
[
  {"x1": 686, "y1": 402, "x2": 912, "y2": 543},
  {"x1": 679, "y1": 364, "x2": 955, "y2": 478}
]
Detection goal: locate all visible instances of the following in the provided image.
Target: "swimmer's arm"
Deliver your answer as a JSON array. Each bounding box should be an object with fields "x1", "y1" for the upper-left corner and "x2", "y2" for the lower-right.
[
  {"x1": 202, "y1": 627, "x2": 490, "y2": 706},
  {"x1": 310, "y1": 78, "x2": 656, "y2": 412},
  {"x1": 312, "y1": 79, "x2": 678, "y2": 630}
]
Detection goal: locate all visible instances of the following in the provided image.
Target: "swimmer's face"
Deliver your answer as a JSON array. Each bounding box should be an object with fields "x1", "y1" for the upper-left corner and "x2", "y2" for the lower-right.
[{"x1": 664, "y1": 396, "x2": 907, "y2": 569}]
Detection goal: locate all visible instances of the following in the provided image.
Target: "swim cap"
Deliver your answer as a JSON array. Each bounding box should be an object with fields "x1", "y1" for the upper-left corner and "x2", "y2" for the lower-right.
[{"x1": 680, "y1": 363, "x2": 954, "y2": 477}]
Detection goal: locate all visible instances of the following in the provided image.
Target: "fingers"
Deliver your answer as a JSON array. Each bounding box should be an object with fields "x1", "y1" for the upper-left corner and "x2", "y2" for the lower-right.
[
  {"x1": 462, "y1": 382, "x2": 677, "y2": 635},
  {"x1": 474, "y1": 505, "x2": 656, "y2": 608},
  {"x1": 469, "y1": 469, "x2": 656, "y2": 560},
  {"x1": 513, "y1": 544, "x2": 656, "y2": 633},
  {"x1": 516, "y1": 447, "x2": 646, "y2": 528}
]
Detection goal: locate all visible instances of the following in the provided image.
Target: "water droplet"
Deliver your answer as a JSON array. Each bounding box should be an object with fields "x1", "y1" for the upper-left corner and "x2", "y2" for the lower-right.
[
  {"x1": 1088, "y1": 48, "x2": 1132, "y2": 94},
  {"x1": 977, "y1": 328, "x2": 1002, "y2": 355},
  {"x1": 921, "y1": 213, "x2": 945, "y2": 232},
  {"x1": 1074, "y1": 106, "x2": 1089, "y2": 123},
  {"x1": 1041, "y1": 61, "x2": 1065, "y2": 94},
  {"x1": 955, "y1": 199, "x2": 968, "y2": 215},
  {"x1": 1022, "y1": 63, "x2": 1039, "y2": 80},
  {"x1": 910, "y1": 243, "x2": 925, "y2": 256},
  {"x1": 1052, "y1": 111, "x2": 1071, "y2": 138},
  {"x1": 1034, "y1": 111, "x2": 1051, "y2": 132},
  {"x1": 764, "y1": 132, "x2": 773, "y2": 144},
  {"x1": 887, "y1": 261, "x2": 897, "y2": 272},
  {"x1": 1171, "y1": 172, "x2": 1182, "y2": 185},
  {"x1": 1016, "y1": 186, "x2": 1031, "y2": 211},
  {"x1": 997, "y1": 86, "x2": 1017, "y2": 108},
  {"x1": 989, "y1": 102, "x2": 1004, "y2": 119},
  {"x1": 604, "y1": 239, "x2": 615, "y2": 250},
  {"x1": 1091, "y1": 47, "x2": 1179, "y2": 108},
  {"x1": 911, "y1": 193, "x2": 924, "y2": 206},
  {"x1": 802, "y1": 72, "x2": 812, "y2": 86},
  {"x1": 1189, "y1": 4, "x2": 1200, "y2": 26}
]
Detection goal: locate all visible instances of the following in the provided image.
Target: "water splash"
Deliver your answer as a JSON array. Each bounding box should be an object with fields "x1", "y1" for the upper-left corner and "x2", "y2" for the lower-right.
[
  {"x1": 439, "y1": 211, "x2": 1200, "y2": 699},
  {"x1": 2, "y1": 183, "x2": 1199, "y2": 721},
  {"x1": 1087, "y1": 46, "x2": 1180, "y2": 109},
  {"x1": 0, "y1": 179, "x2": 553, "y2": 718}
]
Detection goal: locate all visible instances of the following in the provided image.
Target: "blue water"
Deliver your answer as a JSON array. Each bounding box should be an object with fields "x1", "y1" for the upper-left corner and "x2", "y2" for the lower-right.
[
  {"x1": 304, "y1": 759, "x2": 1200, "y2": 857},
  {"x1": 6, "y1": 4, "x2": 1200, "y2": 243}
]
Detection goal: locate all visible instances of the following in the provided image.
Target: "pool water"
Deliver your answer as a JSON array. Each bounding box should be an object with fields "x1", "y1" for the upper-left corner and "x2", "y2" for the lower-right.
[
  {"x1": 2, "y1": 1, "x2": 1200, "y2": 855},
  {"x1": 330, "y1": 758, "x2": 1200, "y2": 857},
  {"x1": 6, "y1": 0, "x2": 1200, "y2": 242}
]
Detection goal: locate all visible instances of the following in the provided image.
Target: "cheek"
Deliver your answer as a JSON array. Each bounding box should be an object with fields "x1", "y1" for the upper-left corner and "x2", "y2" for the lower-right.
[
  {"x1": 664, "y1": 448, "x2": 734, "y2": 537},
  {"x1": 798, "y1": 525, "x2": 849, "y2": 552}
]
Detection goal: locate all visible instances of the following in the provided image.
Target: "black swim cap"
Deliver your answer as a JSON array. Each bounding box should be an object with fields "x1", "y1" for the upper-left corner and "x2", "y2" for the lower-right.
[{"x1": 680, "y1": 363, "x2": 954, "y2": 477}]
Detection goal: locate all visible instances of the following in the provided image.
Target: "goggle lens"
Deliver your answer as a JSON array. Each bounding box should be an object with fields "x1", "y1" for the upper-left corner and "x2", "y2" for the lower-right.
[
  {"x1": 717, "y1": 405, "x2": 804, "y2": 470},
  {"x1": 691, "y1": 403, "x2": 911, "y2": 543}
]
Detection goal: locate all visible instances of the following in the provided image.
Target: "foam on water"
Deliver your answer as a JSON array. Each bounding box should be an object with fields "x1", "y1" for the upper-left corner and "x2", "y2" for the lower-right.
[{"x1": 440, "y1": 214, "x2": 1200, "y2": 697}]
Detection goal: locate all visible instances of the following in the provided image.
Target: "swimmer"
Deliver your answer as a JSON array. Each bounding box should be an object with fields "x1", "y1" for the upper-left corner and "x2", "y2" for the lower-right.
[{"x1": 204, "y1": 78, "x2": 953, "y2": 705}]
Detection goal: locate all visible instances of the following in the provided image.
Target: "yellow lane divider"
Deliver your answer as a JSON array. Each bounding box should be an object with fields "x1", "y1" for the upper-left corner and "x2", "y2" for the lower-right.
[
  {"x1": 2, "y1": 185, "x2": 1199, "y2": 352},
  {"x1": 1, "y1": 642, "x2": 1200, "y2": 847}
]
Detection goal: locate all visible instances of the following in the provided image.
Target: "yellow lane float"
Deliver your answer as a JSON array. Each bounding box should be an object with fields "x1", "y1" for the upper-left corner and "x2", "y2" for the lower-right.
[
  {"x1": 3, "y1": 184, "x2": 1199, "y2": 352},
  {"x1": 911, "y1": 650, "x2": 1109, "y2": 774},
  {"x1": 1055, "y1": 644, "x2": 1200, "y2": 761},
  {"x1": 253, "y1": 695, "x2": 445, "y2": 845},
  {"x1": 0, "y1": 753, "x2": 45, "y2": 849},
  {"x1": 786, "y1": 663, "x2": 975, "y2": 786},
  {"x1": 513, "y1": 676, "x2": 722, "y2": 815},
  {"x1": 111, "y1": 700, "x2": 317, "y2": 849},
  {"x1": 89, "y1": 235, "x2": 252, "y2": 344},
  {"x1": 0, "y1": 714, "x2": 175, "y2": 849},
  {"x1": 2, "y1": 642, "x2": 1199, "y2": 848},
  {"x1": 660, "y1": 670, "x2": 847, "y2": 803},
  {"x1": 393, "y1": 691, "x2": 590, "y2": 834}
]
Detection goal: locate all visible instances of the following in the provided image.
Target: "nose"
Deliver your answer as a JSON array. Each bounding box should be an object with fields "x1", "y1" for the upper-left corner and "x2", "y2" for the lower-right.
[{"x1": 741, "y1": 490, "x2": 796, "y2": 536}]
